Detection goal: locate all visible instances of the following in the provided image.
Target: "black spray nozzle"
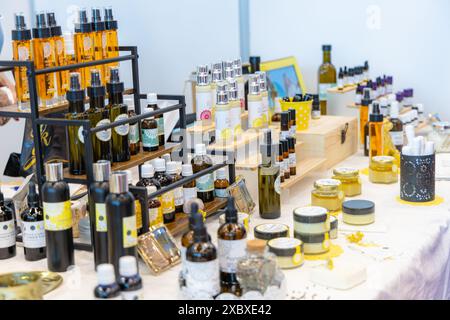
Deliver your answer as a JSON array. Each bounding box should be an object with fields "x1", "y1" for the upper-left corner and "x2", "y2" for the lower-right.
[
  {"x1": 35, "y1": 13, "x2": 47, "y2": 29},
  {"x1": 67, "y1": 72, "x2": 85, "y2": 103},
  {"x1": 361, "y1": 88, "x2": 372, "y2": 106},
  {"x1": 14, "y1": 13, "x2": 27, "y2": 30},
  {"x1": 46, "y1": 12, "x2": 56, "y2": 27},
  {"x1": 79, "y1": 8, "x2": 89, "y2": 24},
  {"x1": 90, "y1": 70, "x2": 102, "y2": 87},
  {"x1": 69, "y1": 73, "x2": 82, "y2": 91},
  {"x1": 264, "y1": 129, "x2": 272, "y2": 145},
  {"x1": 104, "y1": 6, "x2": 114, "y2": 21},
  {"x1": 107, "y1": 67, "x2": 124, "y2": 95},
  {"x1": 27, "y1": 181, "x2": 39, "y2": 207},
  {"x1": 109, "y1": 67, "x2": 121, "y2": 84},
  {"x1": 92, "y1": 8, "x2": 102, "y2": 22},
  {"x1": 370, "y1": 102, "x2": 383, "y2": 122},
  {"x1": 364, "y1": 61, "x2": 369, "y2": 69},
  {"x1": 225, "y1": 197, "x2": 238, "y2": 223}
]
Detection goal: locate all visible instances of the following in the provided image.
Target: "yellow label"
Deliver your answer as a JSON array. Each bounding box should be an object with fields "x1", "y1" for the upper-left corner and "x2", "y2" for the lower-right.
[
  {"x1": 149, "y1": 207, "x2": 163, "y2": 226},
  {"x1": 43, "y1": 201, "x2": 72, "y2": 231},
  {"x1": 135, "y1": 200, "x2": 143, "y2": 229},
  {"x1": 292, "y1": 246, "x2": 303, "y2": 266},
  {"x1": 122, "y1": 216, "x2": 138, "y2": 248},
  {"x1": 95, "y1": 203, "x2": 107, "y2": 232},
  {"x1": 161, "y1": 192, "x2": 175, "y2": 214}
]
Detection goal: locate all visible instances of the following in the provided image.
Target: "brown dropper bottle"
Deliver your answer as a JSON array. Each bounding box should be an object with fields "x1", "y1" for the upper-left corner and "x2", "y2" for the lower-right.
[
  {"x1": 277, "y1": 141, "x2": 285, "y2": 184},
  {"x1": 287, "y1": 137, "x2": 297, "y2": 176},
  {"x1": 282, "y1": 139, "x2": 290, "y2": 180}
]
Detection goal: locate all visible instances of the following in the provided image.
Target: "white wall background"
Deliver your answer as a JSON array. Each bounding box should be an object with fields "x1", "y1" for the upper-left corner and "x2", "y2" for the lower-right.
[{"x1": 249, "y1": 0, "x2": 450, "y2": 120}]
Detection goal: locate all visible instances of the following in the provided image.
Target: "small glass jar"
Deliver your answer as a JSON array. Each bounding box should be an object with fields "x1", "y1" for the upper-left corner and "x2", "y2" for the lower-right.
[
  {"x1": 294, "y1": 232, "x2": 331, "y2": 255},
  {"x1": 369, "y1": 156, "x2": 398, "y2": 184},
  {"x1": 332, "y1": 167, "x2": 362, "y2": 197},
  {"x1": 267, "y1": 238, "x2": 304, "y2": 269},
  {"x1": 293, "y1": 206, "x2": 330, "y2": 235},
  {"x1": 428, "y1": 122, "x2": 450, "y2": 153},
  {"x1": 311, "y1": 179, "x2": 345, "y2": 213},
  {"x1": 254, "y1": 223, "x2": 290, "y2": 242}
]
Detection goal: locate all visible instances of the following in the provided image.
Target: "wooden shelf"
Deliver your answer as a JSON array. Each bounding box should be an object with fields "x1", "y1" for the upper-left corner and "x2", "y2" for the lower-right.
[
  {"x1": 187, "y1": 111, "x2": 249, "y2": 134},
  {"x1": 280, "y1": 157, "x2": 327, "y2": 190},
  {"x1": 166, "y1": 198, "x2": 228, "y2": 237},
  {"x1": 207, "y1": 129, "x2": 262, "y2": 152},
  {"x1": 328, "y1": 85, "x2": 358, "y2": 94}
]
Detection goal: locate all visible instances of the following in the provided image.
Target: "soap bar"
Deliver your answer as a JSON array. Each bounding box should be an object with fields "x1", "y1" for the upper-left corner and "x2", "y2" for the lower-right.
[{"x1": 309, "y1": 262, "x2": 367, "y2": 290}]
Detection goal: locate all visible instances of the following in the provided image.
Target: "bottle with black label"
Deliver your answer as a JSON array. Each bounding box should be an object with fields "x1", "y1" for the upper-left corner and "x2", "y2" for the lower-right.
[
  {"x1": 42, "y1": 162, "x2": 74, "y2": 272},
  {"x1": 89, "y1": 160, "x2": 111, "y2": 268},
  {"x1": 217, "y1": 197, "x2": 247, "y2": 296},
  {"x1": 118, "y1": 256, "x2": 143, "y2": 300},
  {"x1": 192, "y1": 144, "x2": 215, "y2": 203},
  {"x1": 154, "y1": 159, "x2": 175, "y2": 224},
  {"x1": 106, "y1": 172, "x2": 137, "y2": 278},
  {"x1": 94, "y1": 264, "x2": 121, "y2": 300},
  {"x1": 107, "y1": 67, "x2": 130, "y2": 163},
  {"x1": 21, "y1": 181, "x2": 46, "y2": 261},
  {"x1": 0, "y1": 189, "x2": 16, "y2": 260},
  {"x1": 147, "y1": 93, "x2": 165, "y2": 147}
]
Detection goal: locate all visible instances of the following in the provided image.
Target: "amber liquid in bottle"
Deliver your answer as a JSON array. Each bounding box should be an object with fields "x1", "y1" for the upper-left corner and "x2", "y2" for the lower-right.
[
  {"x1": 360, "y1": 88, "x2": 371, "y2": 146},
  {"x1": 12, "y1": 13, "x2": 32, "y2": 105},
  {"x1": 74, "y1": 9, "x2": 95, "y2": 88},
  {"x1": 277, "y1": 142, "x2": 285, "y2": 184},
  {"x1": 369, "y1": 105, "x2": 384, "y2": 158},
  {"x1": 192, "y1": 146, "x2": 215, "y2": 203},
  {"x1": 128, "y1": 110, "x2": 140, "y2": 155},
  {"x1": 318, "y1": 45, "x2": 336, "y2": 115},
  {"x1": 92, "y1": 8, "x2": 107, "y2": 84},
  {"x1": 104, "y1": 7, "x2": 119, "y2": 81}
]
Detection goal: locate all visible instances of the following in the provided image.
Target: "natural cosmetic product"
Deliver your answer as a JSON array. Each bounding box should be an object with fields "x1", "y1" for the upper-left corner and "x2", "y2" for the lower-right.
[
  {"x1": 74, "y1": 8, "x2": 95, "y2": 88},
  {"x1": 125, "y1": 171, "x2": 142, "y2": 235},
  {"x1": 141, "y1": 105, "x2": 159, "y2": 153},
  {"x1": 192, "y1": 144, "x2": 215, "y2": 203},
  {"x1": 267, "y1": 238, "x2": 304, "y2": 269},
  {"x1": 215, "y1": 83, "x2": 232, "y2": 142},
  {"x1": 254, "y1": 224, "x2": 290, "y2": 242},
  {"x1": 276, "y1": 142, "x2": 285, "y2": 184},
  {"x1": 228, "y1": 79, "x2": 243, "y2": 136},
  {"x1": 355, "y1": 85, "x2": 363, "y2": 105},
  {"x1": 66, "y1": 73, "x2": 86, "y2": 175},
  {"x1": 42, "y1": 162, "x2": 74, "y2": 272},
  {"x1": 218, "y1": 197, "x2": 247, "y2": 295},
  {"x1": 91, "y1": 8, "x2": 107, "y2": 83},
  {"x1": 219, "y1": 213, "x2": 249, "y2": 232},
  {"x1": 311, "y1": 179, "x2": 345, "y2": 213},
  {"x1": 211, "y1": 67, "x2": 223, "y2": 113},
  {"x1": 147, "y1": 93, "x2": 165, "y2": 147},
  {"x1": 0, "y1": 190, "x2": 16, "y2": 260},
  {"x1": 389, "y1": 101, "x2": 404, "y2": 152},
  {"x1": 369, "y1": 156, "x2": 398, "y2": 184},
  {"x1": 233, "y1": 59, "x2": 246, "y2": 110},
  {"x1": 94, "y1": 264, "x2": 121, "y2": 300},
  {"x1": 167, "y1": 161, "x2": 184, "y2": 214},
  {"x1": 248, "y1": 75, "x2": 264, "y2": 129},
  {"x1": 214, "y1": 168, "x2": 229, "y2": 198},
  {"x1": 12, "y1": 13, "x2": 32, "y2": 104},
  {"x1": 364, "y1": 113, "x2": 370, "y2": 157},
  {"x1": 258, "y1": 130, "x2": 281, "y2": 219},
  {"x1": 147, "y1": 186, "x2": 162, "y2": 227},
  {"x1": 360, "y1": 88, "x2": 371, "y2": 146},
  {"x1": 32, "y1": 12, "x2": 56, "y2": 106},
  {"x1": 330, "y1": 216, "x2": 338, "y2": 240},
  {"x1": 280, "y1": 112, "x2": 290, "y2": 141},
  {"x1": 180, "y1": 204, "x2": 202, "y2": 285},
  {"x1": 332, "y1": 167, "x2": 362, "y2": 197},
  {"x1": 294, "y1": 233, "x2": 330, "y2": 255},
  {"x1": 128, "y1": 108, "x2": 140, "y2": 156},
  {"x1": 182, "y1": 164, "x2": 197, "y2": 204},
  {"x1": 87, "y1": 69, "x2": 112, "y2": 162},
  {"x1": 343, "y1": 200, "x2": 375, "y2": 226},
  {"x1": 89, "y1": 160, "x2": 111, "y2": 268},
  {"x1": 281, "y1": 139, "x2": 290, "y2": 180},
  {"x1": 104, "y1": 7, "x2": 119, "y2": 80},
  {"x1": 256, "y1": 71, "x2": 269, "y2": 126},
  {"x1": 287, "y1": 137, "x2": 297, "y2": 176},
  {"x1": 289, "y1": 109, "x2": 297, "y2": 136},
  {"x1": 118, "y1": 256, "x2": 143, "y2": 300},
  {"x1": 154, "y1": 159, "x2": 176, "y2": 223},
  {"x1": 196, "y1": 69, "x2": 213, "y2": 125},
  {"x1": 106, "y1": 172, "x2": 137, "y2": 278},
  {"x1": 318, "y1": 45, "x2": 337, "y2": 115},
  {"x1": 136, "y1": 163, "x2": 161, "y2": 191},
  {"x1": 47, "y1": 12, "x2": 69, "y2": 99},
  {"x1": 21, "y1": 182, "x2": 46, "y2": 261},
  {"x1": 369, "y1": 102, "x2": 384, "y2": 158},
  {"x1": 107, "y1": 67, "x2": 130, "y2": 162},
  {"x1": 184, "y1": 205, "x2": 220, "y2": 299},
  {"x1": 293, "y1": 206, "x2": 330, "y2": 235},
  {"x1": 311, "y1": 94, "x2": 321, "y2": 120}
]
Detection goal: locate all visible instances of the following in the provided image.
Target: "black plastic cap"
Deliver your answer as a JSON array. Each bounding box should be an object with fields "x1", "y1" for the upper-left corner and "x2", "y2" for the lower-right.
[
  {"x1": 281, "y1": 112, "x2": 289, "y2": 127},
  {"x1": 107, "y1": 67, "x2": 125, "y2": 95},
  {"x1": 27, "y1": 181, "x2": 39, "y2": 207},
  {"x1": 322, "y1": 44, "x2": 332, "y2": 51},
  {"x1": 47, "y1": 13, "x2": 62, "y2": 36},
  {"x1": 225, "y1": 197, "x2": 238, "y2": 223}
]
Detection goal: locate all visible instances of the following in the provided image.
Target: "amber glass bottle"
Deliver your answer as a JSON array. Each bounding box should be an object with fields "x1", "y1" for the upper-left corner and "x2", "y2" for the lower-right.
[
  {"x1": 282, "y1": 139, "x2": 290, "y2": 180},
  {"x1": 74, "y1": 8, "x2": 95, "y2": 88},
  {"x1": 389, "y1": 101, "x2": 404, "y2": 152},
  {"x1": 154, "y1": 159, "x2": 175, "y2": 224},
  {"x1": 360, "y1": 88, "x2": 371, "y2": 146},
  {"x1": 214, "y1": 168, "x2": 229, "y2": 198},
  {"x1": 104, "y1": 7, "x2": 119, "y2": 81},
  {"x1": 369, "y1": 103, "x2": 384, "y2": 158},
  {"x1": 287, "y1": 137, "x2": 297, "y2": 176},
  {"x1": 91, "y1": 8, "x2": 107, "y2": 84},
  {"x1": 12, "y1": 13, "x2": 32, "y2": 105},
  {"x1": 141, "y1": 111, "x2": 159, "y2": 152},
  {"x1": 192, "y1": 144, "x2": 215, "y2": 203},
  {"x1": 318, "y1": 45, "x2": 336, "y2": 115},
  {"x1": 276, "y1": 142, "x2": 285, "y2": 184}
]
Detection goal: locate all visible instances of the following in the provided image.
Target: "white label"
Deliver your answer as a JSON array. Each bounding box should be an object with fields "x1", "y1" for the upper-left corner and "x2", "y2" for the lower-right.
[
  {"x1": 196, "y1": 91, "x2": 213, "y2": 121},
  {"x1": 282, "y1": 159, "x2": 289, "y2": 172},
  {"x1": 184, "y1": 259, "x2": 220, "y2": 297},
  {"x1": 312, "y1": 110, "x2": 321, "y2": 118},
  {"x1": 114, "y1": 114, "x2": 130, "y2": 136},
  {"x1": 319, "y1": 83, "x2": 335, "y2": 101},
  {"x1": 218, "y1": 239, "x2": 247, "y2": 273},
  {"x1": 95, "y1": 203, "x2": 107, "y2": 232},
  {"x1": 21, "y1": 221, "x2": 45, "y2": 249},
  {"x1": 0, "y1": 221, "x2": 15, "y2": 248},
  {"x1": 96, "y1": 119, "x2": 112, "y2": 142},
  {"x1": 248, "y1": 100, "x2": 264, "y2": 128},
  {"x1": 174, "y1": 187, "x2": 184, "y2": 206},
  {"x1": 215, "y1": 108, "x2": 231, "y2": 141},
  {"x1": 78, "y1": 126, "x2": 85, "y2": 144},
  {"x1": 121, "y1": 289, "x2": 143, "y2": 300},
  {"x1": 183, "y1": 187, "x2": 197, "y2": 203},
  {"x1": 317, "y1": 179, "x2": 340, "y2": 187},
  {"x1": 43, "y1": 42, "x2": 52, "y2": 58},
  {"x1": 270, "y1": 237, "x2": 301, "y2": 249},
  {"x1": 237, "y1": 79, "x2": 245, "y2": 109},
  {"x1": 289, "y1": 153, "x2": 296, "y2": 167},
  {"x1": 129, "y1": 124, "x2": 140, "y2": 144},
  {"x1": 390, "y1": 131, "x2": 404, "y2": 146}
]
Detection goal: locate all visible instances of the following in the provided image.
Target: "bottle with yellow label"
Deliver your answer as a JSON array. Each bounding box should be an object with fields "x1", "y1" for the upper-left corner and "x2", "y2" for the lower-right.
[
  {"x1": 248, "y1": 75, "x2": 264, "y2": 129},
  {"x1": 42, "y1": 162, "x2": 74, "y2": 272},
  {"x1": 74, "y1": 8, "x2": 95, "y2": 88},
  {"x1": 32, "y1": 12, "x2": 56, "y2": 107},
  {"x1": 12, "y1": 13, "x2": 32, "y2": 106},
  {"x1": 104, "y1": 6, "x2": 119, "y2": 81},
  {"x1": 227, "y1": 79, "x2": 242, "y2": 137},
  {"x1": 91, "y1": 8, "x2": 107, "y2": 84},
  {"x1": 47, "y1": 12, "x2": 69, "y2": 101},
  {"x1": 256, "y1": 71, "x2": 269, "y2": 126},
  {"x1": 153, "y1": 159, "x2": 175, "y2": 224},
  {"x1": 215, "y1": 82, "x2": 232, "y2": 143}
]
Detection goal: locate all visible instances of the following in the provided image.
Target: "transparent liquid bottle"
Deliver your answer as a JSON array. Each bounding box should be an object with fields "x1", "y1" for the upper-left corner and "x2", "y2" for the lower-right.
[
  {"x1": 74, "y1": 8, "x2": 95, "y2": 88},
  {"x1": 104, "y1": 7, "x2": 119, "y2": 81},
  {"x1": 12, "y1": 13, "x2": 32, "y2": 106}
]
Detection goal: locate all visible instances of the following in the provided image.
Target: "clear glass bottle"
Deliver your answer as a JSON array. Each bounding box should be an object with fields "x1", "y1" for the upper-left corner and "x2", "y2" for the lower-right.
[
  {"x1": 12, "y1": 13, "x2": 32, "y2": 105},
  {"x1": 318, "y1": 45, "x2": 337, "y2": 115},
  {"x1": 74, "y1": 8, "x2": 95, "y2": 88},
  {"x1": 195, "y1": 68, "x2": 213, "y2": 125},
  {"x1": 215, "y1": 83, "x2": 232, "y2": 142}
]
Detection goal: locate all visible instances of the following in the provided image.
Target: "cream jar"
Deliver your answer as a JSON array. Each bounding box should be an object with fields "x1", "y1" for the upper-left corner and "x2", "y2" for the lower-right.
[
  {"x1": 219, "y1": 212, "x2": 249, "y2": 231},
  {"x1": 342, "y1": 200, "x2": 375, "y2": 226},
  {"x1": 330, "y1": 216, "x2": 338, "y2": 240},
  {"x1": 254, "y1": 223, "x2": 290, "y2": 241},
  {"x1": 332, "y1": 167, "x2": 362, "y2": 197},
  {"x1": 311, "y1": 179, "x2": 345, "y2": 213},
  {"x1": 293, "y1": 206, "x2": 330, "y2": 235},
  {"x1": 294, "y1": 232, "x2": 331, "y2": 255},
  {"x1": 267, "y1": 237, "x2": 304, "y2": 269},
  {"x1": 369, "y1": 156, "x2": 398, "y2": 184}
]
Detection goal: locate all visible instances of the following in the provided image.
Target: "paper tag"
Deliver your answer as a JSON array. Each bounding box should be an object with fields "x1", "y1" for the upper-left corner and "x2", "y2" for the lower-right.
[
  {"x1": 22, "y1": 221, "x2": 45, "y2": 249},
  {"x1": 43, "y1": 201, "x2": 72, "y2": 231},
  {"x1": 0, "y1": 221, "x2": 16, "y2": 248}
]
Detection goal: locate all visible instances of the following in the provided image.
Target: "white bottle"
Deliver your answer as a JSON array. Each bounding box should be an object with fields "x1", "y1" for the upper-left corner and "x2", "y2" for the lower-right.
[
  {"x1": 182, "y1": 164, "x2": 197, "y2": 203},
  {"x1": 118, "y1": 256, "x2": 143, "y2": 300},
  {"x1": 211, "y1": 68, "x2": 223, "y2": 112},
  {"x1": 227, "y1": 79, "x2": 243, "y2": 137},
  {"x1": 256, "y1": 71, "x2": 269, "y2": 127},
  {"x1": 247, "y1": 76, "x2": 264, "y2": 129},
  {"x1": 233, "y1": 58, "x2": 246, "y2": 110},
  {"x1": 195, "y1": 68, "x2": 213, "y2": 125},
  {"x1": 215, "y1": 82, "x2": 232, "y2": 142}
]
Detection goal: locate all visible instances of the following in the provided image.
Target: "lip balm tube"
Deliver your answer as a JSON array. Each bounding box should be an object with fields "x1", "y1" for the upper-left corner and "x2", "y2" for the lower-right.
[
  {"x1": 405, "y1": 125, "x2": 415, "y2": 147},
  {"x1": 424, "y1": 141, "x2": 435, "y2": 156},
  {"x1": 402, "y1": 146, "x2": 412, "y2": 156}
]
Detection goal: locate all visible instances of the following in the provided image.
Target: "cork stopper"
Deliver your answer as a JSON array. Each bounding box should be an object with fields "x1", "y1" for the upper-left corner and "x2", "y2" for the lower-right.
[{"x1": 247, "y1": 239, "x2": 266, "y2": 253}]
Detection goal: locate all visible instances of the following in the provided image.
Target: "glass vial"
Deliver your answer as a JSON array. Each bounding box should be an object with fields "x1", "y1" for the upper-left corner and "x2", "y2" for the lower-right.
[
  {"x1": 192, "y1": 144, "x2": 215, "y2": 203},
  {"x1": 147, "y1": 93, "x2": 165, "y2": 147},
  {"x1": 287, "y1": 137, "x2": 297, "y2": 176},
  {"x1": 12, "y1": 13, "x2": 32, "y2": 105},
  {"x1": 369, "y1": 103, "x2": 384, "y2": 158},
  {"x1": 318, "y1": 45, "x2": 337, "y2": 115}
]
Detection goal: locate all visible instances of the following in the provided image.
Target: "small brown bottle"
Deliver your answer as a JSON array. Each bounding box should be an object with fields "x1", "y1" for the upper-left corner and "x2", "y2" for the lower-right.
[
  {"x1": 147, "y1": 186, "x2": 163, "y2": 227},
  {"x1": 287, "y1": 137, "x2": 297, "y2": 176},
  {"x1": 191, "y1": 144, "x2": 215, "y2": 203},
  {"x1": 166, "y1": 161, "x2": 184, "y2": 214},
  {"x1": 280, "y1": 112, "x2": 290, "y2": 141},
  {"x1": 141, "y1": 109, "x2": 159, "y2": 152},
  {"x1": 276, "y1": 142, "x2": 285, "y2": 184},
  {"x1": 282, "y1": 139, "x2": 290, "y2": 180},
  {"x1": 128, "y1": 109, "x2": 140, "y2": 156},
  {"x1": 214, "y1": 168, "x2": 229, "y2": 198},
  {"x1": 289, "y1": 109, "x2": 296, "y2": 136},
  {"x1": 369, "y1": 102, "x2": 384, "y2": 158}
]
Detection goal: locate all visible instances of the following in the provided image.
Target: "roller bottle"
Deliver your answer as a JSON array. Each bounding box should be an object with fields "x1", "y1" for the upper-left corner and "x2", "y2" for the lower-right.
[
  {"x1": 74, "y1": 8, "x2": 95, "y2": 88},
  {"x1": 12, "y1": 13, "x2": 32, "y2": 105}
]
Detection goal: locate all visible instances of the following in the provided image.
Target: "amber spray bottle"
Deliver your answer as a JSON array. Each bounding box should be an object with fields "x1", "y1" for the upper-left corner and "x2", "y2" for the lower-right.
[
  {"x1": 91, "y1": 8, "x2": 107, "y2": 84},
  {"x1": 12, "y1": 13, "x2": 32, "y2": 106},
  {"x1": 74, "y1": 8, "x2": 95, "y2": 88},
  {"x1": 104, "y1": 6, "x2": 119, "y2": 81},
  {"x1": 360, "y1": 88, "x2": 371, "y2": 147},
  {"x1": 369, "y1": 102, "x2": 384, "y2": 158}
]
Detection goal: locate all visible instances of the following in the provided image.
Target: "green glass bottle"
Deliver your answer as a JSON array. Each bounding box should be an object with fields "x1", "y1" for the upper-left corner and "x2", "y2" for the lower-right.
[{"x1": 318, "y1": 45, "x2": 337, "y2": 115}]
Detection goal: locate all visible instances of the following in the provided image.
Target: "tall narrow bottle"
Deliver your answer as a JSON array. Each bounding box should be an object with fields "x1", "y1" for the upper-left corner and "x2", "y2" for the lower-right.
[
  {"x1": 147, "y1": 93, "x2": 165, "y2": 147},
  {"x1": 192, "y1": 144, "x2": 215, "y2": 203},
  {"x1": 0, "y1": 190, "x2": 16, "y2": 260},
  {"x1": 104, "y1": 6, "x2": 119, "y2": 81},
  {"x1": 107, "y1": 67, "x2": 130, "y2": 162},
  {"x1": 106, "y1": 172, "x2": 137, "y2": 278},
  {"x1": 196, "y1": 68, "x2": 213, "y2": 125},
  {"x1": 215, "y1": 82, "x2": 232, "y2": 142},
  {"x1": 42, "y1": 162, "x2": 74, "y2": 272},
  {"x1": 389, "y1": 101, "x2": 404, "y2": 152},
  {"x1": 154, "y1": 159, "x2": 176, "y2": 223},
  {"x1": 128, "y1": 108, "x2": 140, "y2": 156},
  {"x1": 360, "y1": 88, "x2": 372, "y2": 146},
  {"x1": 256, "y1": 71, "x2": 269, "y2": 126},
  {"x1": 228, "y1": 79, "x2": 243, "y2": 137},
  {"x1": 211, "y1": 67, "x2": 223, "y2": 116},
  {"x1": 369, "y1": 103, "x2": 384, "y2": 158},
  {"x1": 66, "y1": 72, "x2": 86, "y2": 175},
  {"x1": 248, "y1": 76, "x2": 264, "y2": 129},
  {"x1": 87, "y1": 69, "x2": 112, "y2": 162},
  {"x1": 91, "y1": 8, "x2": 107, "y2": 84},
  {"x1": 167, "y1": 161, "x2": 184, "y2": 214},
  {"x1": 318, "y1": 45, "x2": 337, "y2": 115},
  {"x1": 12, "y1": 13, "x2": 32, "y2": 105},
  {"x1": 21, "y1": 181, "x2": 46, "y2": 261},
  {"x1": 74, "y1": 8, "x2": 95, "y2": 88},
  {"x1": 32, "y1": 12, "x2": 56, "y2": 107},
  {"x1": 258, "y1": 130, "x2": 281, "y2": 219},
  {"x1": 233, "y1": 58, "x2": 246, "y2": 110},
  {"x1": 89, "y1": 160, "x2": 111, "y2": 268},
  {"x1": 180, "y1": 204, "x2": 202, "y2": 286}
]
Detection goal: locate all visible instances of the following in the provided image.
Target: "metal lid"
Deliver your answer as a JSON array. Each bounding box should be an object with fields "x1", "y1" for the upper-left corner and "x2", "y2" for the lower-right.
[
  {"x1": 268, "y1": 237, "x2": 303, "y2": 257},
  {"x1": 314, "y1": 179, "x2": 342, "y2": 192},
  {"x1": 216, "y1": 88, "x2": 229, "y2": 105},
  {"x1": 333, "y1": 167, "x2": 359, "y2": 178},
  {"x1": 294, "y1": 232, "x2": 330, "y2": 244},
  {"x1": 293, "y1": 206, "x2": 329, "y2": 224},
  {"x1": 224, "y1": 67, "x2": 235, "y2": 81},
  {"x1": 45, "y1": 162, "x2": 64, "y2": 182},
  {"x1": 212, "y1": 69, "x2": 223, "y2": 83},
  {"x1": 343, "y1": 200, "x2": 375, "y2": 216},
  {"x1": 196, "y1": 72, "x2": 210, "y2": 86},
  {"x1": 249, "y1": 76, "x2": 260, "y2": 95},
  {"x1": 254, "y1": 223, "x2": 290, "y2": 241},
  {"x1": 371, "y1": 156, "x2": 395, "y2": 166},
  {"x1": 228, "y1": 79, "x2": 238, "y2": 101},
  {"x1": 93, "y1": 160, "x2": 111, "y2": 182},
  {"x1": 109, "y1": 172, "x2": 129, "y2": 194},
  {"x1": 232, "y1": 58, "x2": 243, "y2": 77}
]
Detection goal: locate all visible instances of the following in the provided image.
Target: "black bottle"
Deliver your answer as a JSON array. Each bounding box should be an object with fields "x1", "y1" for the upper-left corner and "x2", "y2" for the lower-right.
[
  {"x1": 89, "y1": 160, "x2": 111, "y2": 268},
  {"x1": 21, "y1": 181, "x2": 46, "y2": 261},
  {"x1": 147, "y1": 93, "x2": 165, "y2": 147},
  {"x1": 106, "y1": 172, "x2": 137, "y2": 279},
  {"x1": 42, "y1": 162, "x2": 74, "y2": 272},
  {"x1": 94, "y1": 263, "x2": 121, "y2": 300},
  {"x1": 107, "y1": 67, "x2": 130, "y2": 163},
  {"x1": 118, "y1": 256, "x2": 143, "y2": 300},
  {"x1": 153, "y1": 159, "x2": 175, "y2": 224},
  {"x1": 0, "y1": 190, "x2": 16, "y2": 260}
]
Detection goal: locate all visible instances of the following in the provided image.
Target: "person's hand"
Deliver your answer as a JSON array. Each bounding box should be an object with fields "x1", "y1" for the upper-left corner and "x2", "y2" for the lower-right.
[{"x1": 0, "y1": 73, "x2": 18, "y2": 126}]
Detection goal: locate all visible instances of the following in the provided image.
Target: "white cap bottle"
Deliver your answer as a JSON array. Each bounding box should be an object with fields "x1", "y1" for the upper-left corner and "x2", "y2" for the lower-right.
[
  {"x1": 195, "y1": 144, "x2": 207, "y2": 156},
  {"x1": 141, "y1": 164, "x2": 155, "y2": 178},
  {"x1": 153, "y1": 158, "x2": 166, "y2": 172},
  {"x1": 97, "y1": 264, "x2": 116, "y2": 286}
]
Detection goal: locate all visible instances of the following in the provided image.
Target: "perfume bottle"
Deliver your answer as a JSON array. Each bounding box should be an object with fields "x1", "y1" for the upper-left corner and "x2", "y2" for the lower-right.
[
  {"x1": 318, "y1": 45, "x2": 337, "y2": 115},
  {"x1": 233, "y1": 58, "x2": 246, "y2": 110},
  {"x1": 191, "y1": 144, "x2": 215, "y2": 203},
  {"x1": 89, "y1": 160, "x2": 111, "y2": 268},
  {"x1": 248, "y1": 76, "x2": 264, "y2": 129},
  {"x1": 256, "y1": 71, "x2": 269, "y2": 126},
  {"x1": 107, "y1": 67, "x2": 130, "y2": 163},
  {"x1": 21, "y1": 181, "x2": 46, "y2": 261},
  {"x1": 196, "y1": 67, "x2": 213, "y2": 125},
  {"x1": 227, "y1": 79, "x2": 243, "y2": 137},
  {"x1": 0, "y1": 190, "x2": 16, "y2": 260},
  {"x1": 94, "y1": 264, "x2": 121, "y2": 300},
  {"x1": 147, "y1": 93, "x2": 165, "y2": 147},
  {"x1": 104, "y1": 6, "x2": 119, "y2": 81},
  {"x1": 32, "y1": 12, "x2": 56, "y2": 107},
  {"x1": 258, "y1": 130, "x2": 281, "y2": 219},
  {"x1": 91, "y1": 8, "x2": 107, "y2": 84},
  {"x1": 74, "y1": 8, "x2": 95, "y2": 88},
  {"x1": 369, "y1": 102, "x2": 384, "y2": 158},
  {"x1": 12, "y1": 13, "x2": 32, "y2": 105},
  {"x1": 154, "y1": 159, "x2": 176, "y2": 224},
  {"x1": 215, "y1": 82, "x2": 232, "y2": 142},
  {"x1": 360, "y1": 88, "x2": 372, "y2": 146}
]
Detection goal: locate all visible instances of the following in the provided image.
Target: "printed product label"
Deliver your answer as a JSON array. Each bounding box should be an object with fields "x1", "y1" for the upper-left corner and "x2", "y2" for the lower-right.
[
  {"x1": 56, "y1": 39, "x2": 64, "y2": 55},
  {"x1": 96, "y1": 119, "x2": 112, "y2": 142},
  {"x1": 185, "y1": 259, "x2": 220, "y2": 297},
  {"x1": 174, "y1": 188, "x2": 184, "y2": 206},
  {"x1": 196, "y1": 174, "x2": 214, "y2": 193},
  {"x1": 129, "y1": 124, "x2": 140, "y2": 144},
  {"x1": 161, "y1": 192, "x2": 175, "y2": 214},
  {"x1": 289, "y1": 153, "x2": 297, "y2": 167},
  {"x1": 229, "y1": 105, "x2": 242, "y2": 135},
  {"x1": 215, "y1": 188, "x2": 228, "y2": 198},
  {"x1": 21, "y1": 221, "x2": 45, "y2": 249},
  {"x1": 121, "y1": 289, "x2": 143, "y2": 300},
  {"x1": 122, "y1": 215, "x2": 137, "y2": 248},
  {"x1": 157, "y1": 117, "x2": 165, "y2": 137},
  {"x1": 196, "y1": 91, "x2": 212, "y2": 121},
  {"x1": 77, "y1": 126, "x2": 85, "y2": 144},
  {"x1": 83, "y1": 36, "x2": 92, "y2": 50},
  {"x1": 319, "y1": 83, "x2": 335, "y2": 101},
  {"x1": 114, "y1": 114, "x2": 130, "y2": 136},
  {"x1": 248, "y1": 100, "x2": 263, "y2": 129},
  {"x1": 142, "y1": 128, "x2": 159, "y2": 148},
  {"x1": 280, "y1": 131, "x2": 290, "y2": 141},
  {"x1": 218, "y1": 239, "x2": 247, "y2": 273},
  {"x1": 312, "y1": 110, "x2": 321, "y2": 118},
  {"x1": 0, "y1": 221, "x2": 16, "y2": 248},
  {"x1": 43, "y1": 42, "x2": 52, "y2": 58},
  {"x1": 43, "y1": 201, "x2": 72, "y2": 231},
  {"x1": 276, "y1": 161, "x2": 284, "y2": 175},
  {"x1": 282, "y1": 159, "x2": 289, "y2": 173},
  {"x1": 261, "y1": 95, "x2": 269, "y2": 126},
  {"x1": 18, "y1": 46, "x2": 29, "y2": 61},
  {"x1": 135, "y1": 201, "x2": 142, "y2": 229},
  {"x1": 183, "y1": 187, "x2": 197, "y2": 203},
  {"x1": 95, "y1": 203, "x2": 107, "y2": 232},
  {"x1": 149, "y1": 207, "x2": 162, "y2": 226},
  {"x1": 215, "y1": 109, "x2": 231, "y2": 141},
  {"x1": 238, "y1": 80, "x2": 245, "y2": 109},
  {"x1": 390, "y1": 131, "x2": 404, "y2": 146}
]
